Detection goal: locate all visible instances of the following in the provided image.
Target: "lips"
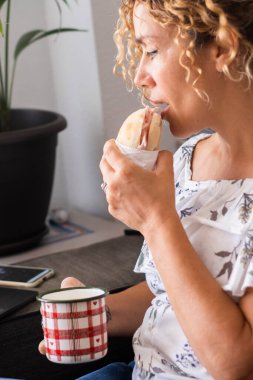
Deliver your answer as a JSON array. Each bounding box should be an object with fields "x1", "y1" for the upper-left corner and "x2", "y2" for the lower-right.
[
  {"x1": 149, "y1": 99, "x2": 166, "y2": 107},
  {"x1": 148, "y1": 100, "x2": 168, "y2": 113}
]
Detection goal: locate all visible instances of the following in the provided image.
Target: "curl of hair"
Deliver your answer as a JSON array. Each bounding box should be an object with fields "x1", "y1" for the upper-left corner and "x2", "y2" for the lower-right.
[{"x1": 113, "y1": 0, "x2": 253, "y2": 100}]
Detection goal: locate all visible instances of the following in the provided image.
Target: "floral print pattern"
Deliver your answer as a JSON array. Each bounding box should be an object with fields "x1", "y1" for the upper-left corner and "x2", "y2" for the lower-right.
[
  {"x1": 133, "y1": 133, "x2": 253, "y2": 380},
  {"x1": 239, "y1": 194, "x2": 253, "y2": 223},
  {"x1": 175, "y1": 343, "x2": 200, "y2": 370}
]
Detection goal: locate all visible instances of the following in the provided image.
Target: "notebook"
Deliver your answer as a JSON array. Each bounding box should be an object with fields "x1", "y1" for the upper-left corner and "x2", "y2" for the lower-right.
[{"x1": 0, "y1": 287, "x2": 38, "y2": 319}]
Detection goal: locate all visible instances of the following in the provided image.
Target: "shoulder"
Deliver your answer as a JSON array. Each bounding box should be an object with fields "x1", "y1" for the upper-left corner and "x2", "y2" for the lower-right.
[
  {"x1": 174, "y1": 132, "x2": 212, "y2": 162},
  {"x1": 173, "y1": 132, "x2": 212, "y2": 178}
]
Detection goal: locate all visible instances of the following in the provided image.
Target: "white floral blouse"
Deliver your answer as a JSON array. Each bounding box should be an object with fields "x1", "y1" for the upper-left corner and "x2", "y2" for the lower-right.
[{"x1": 132, "y1": 133, "x2": 253, "y2": 380}]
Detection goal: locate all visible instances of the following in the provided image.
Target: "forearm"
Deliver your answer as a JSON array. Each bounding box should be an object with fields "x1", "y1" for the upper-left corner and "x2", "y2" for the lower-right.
[
  {"x1": 144, "y1": 214, "x2": 253, "y2": 379},
  {"x1": 106, "y1": 281, "x2": 153, "y2": 337}
]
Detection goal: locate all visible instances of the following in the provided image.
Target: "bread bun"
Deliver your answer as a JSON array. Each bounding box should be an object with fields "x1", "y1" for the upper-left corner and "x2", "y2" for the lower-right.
[{"x1": 116, "y1": 108, "x2": 162, "y2": 151}]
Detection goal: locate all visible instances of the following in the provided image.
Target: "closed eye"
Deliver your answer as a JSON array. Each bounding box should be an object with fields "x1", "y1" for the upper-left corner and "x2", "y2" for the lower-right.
[{"x1": 145, "y1": 50, "x2": 158, "y2": 58}]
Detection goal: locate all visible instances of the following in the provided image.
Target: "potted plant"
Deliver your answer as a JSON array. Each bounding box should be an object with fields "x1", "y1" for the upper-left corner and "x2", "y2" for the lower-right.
[{"x1": 0, "y1": 0, "x2": 86, "y2": 254}]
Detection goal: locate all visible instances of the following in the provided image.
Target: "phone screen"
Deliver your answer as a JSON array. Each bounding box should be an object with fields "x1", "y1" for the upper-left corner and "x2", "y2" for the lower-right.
[
  {"x1": 0, "y1": 265, "x2": 51, "y2": 283},
  {"x1": 0, "y1": 287, "x2": 38, "y2": 319}
]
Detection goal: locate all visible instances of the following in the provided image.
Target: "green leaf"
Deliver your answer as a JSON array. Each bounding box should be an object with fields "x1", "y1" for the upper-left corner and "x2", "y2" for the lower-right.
[
  {"x1": 55, "y1": 0, "x2": 71, "y2": 9},
  {"x1": 14, "y1": 30, "x2": 44, "y2": 60},
  {"x1": 0, "y1": 17, "x2": 3, "y2": 36},
  {"x1": 0, "y1": 0, "x2": 7, "y2": 9},
  {"x1": 14, "y1": 28, "x2": 87, "y2": 60},
  {"x1": 54, "y1": 0, "x2": 63, "y2": 17},
  {"x1": 54, "y1": 0, "x2": 73, "y2": 30}
]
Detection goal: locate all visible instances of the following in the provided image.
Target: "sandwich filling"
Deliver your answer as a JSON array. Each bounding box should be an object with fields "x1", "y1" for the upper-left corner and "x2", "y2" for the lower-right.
[{"x1": 138, "y1": 107, "x2": 154, "y2": 150}]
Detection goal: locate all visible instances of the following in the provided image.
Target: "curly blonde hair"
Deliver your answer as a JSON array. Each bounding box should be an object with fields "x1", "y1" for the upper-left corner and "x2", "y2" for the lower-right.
[{"x1": 113, "y1": 0, "x2": 253, "y2": 100}]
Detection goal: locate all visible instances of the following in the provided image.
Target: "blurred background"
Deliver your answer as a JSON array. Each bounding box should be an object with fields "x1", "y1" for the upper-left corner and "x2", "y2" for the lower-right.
[{"x1": 9, "y1": 0, "x2": 177, "y2": 219}]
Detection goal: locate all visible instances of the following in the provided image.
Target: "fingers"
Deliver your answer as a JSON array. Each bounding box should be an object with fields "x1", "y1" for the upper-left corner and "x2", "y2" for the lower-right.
[
  {"x1": 61, "y1": 277, "x2": 85, "y2": 288},
  {"x1": 100, "y1": 155, "x2": 114, "y2": 185},
  {"x1": 155, "y1": 150, "x2": 174, "y2": 178},
  {"x1": 38, "y1": 340, "x2": 46, "y2": 355},
  {"x1": 102, "y1": 139, "x2": 129, "y2": 171},
  {"x1": 100, "y1": 139, "x2": 133, "y2": 192},
  {"x1": 100, "y1": 139, "x2": 137, "y2": 185},
  {"x1": 100, "y1": 140, "x2": 117, "y2": 186}
]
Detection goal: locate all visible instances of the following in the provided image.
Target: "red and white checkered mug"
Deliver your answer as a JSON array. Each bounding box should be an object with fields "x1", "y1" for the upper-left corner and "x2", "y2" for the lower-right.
[{"x1": 37, "y1": 286, "x2": 108, "y2": 364}]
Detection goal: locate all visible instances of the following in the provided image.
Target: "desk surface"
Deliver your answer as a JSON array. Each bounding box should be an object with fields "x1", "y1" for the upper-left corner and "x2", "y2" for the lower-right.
[
  {"x1": 0, "y1": 217, "x2": 143, "y2": 380},
  {"x1": 2, "y1": 234, "x2": 144, "y2": 320},
  {"x1": 0, "y1": 210, "x2": 125, "y2": 265}
]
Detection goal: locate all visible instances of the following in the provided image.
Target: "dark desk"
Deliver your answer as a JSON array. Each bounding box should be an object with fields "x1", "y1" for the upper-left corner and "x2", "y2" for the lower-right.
[
  {"x1": 11, "y1": 235, "x2": 144, "y2": 317},
  {"x1": 0, "y1": 235, "x2": 144, "y2": 380}
]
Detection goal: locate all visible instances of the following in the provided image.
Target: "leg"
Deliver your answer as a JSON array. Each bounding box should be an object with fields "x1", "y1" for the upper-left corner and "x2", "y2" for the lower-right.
[{"x1": 76, "y1": 361, "x2": 134, "y2": 380}]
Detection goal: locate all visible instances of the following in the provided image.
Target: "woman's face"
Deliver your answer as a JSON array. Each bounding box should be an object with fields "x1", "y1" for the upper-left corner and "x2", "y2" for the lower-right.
[{"x1": 133, "y1": 2, "x2": 222, "y2": 138}]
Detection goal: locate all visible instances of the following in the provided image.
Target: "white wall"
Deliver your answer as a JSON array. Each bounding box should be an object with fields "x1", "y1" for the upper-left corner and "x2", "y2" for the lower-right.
[
  {"x1": 91, "y1": 0, "x2": 140, "y2": 140},
  {"x1": 7, "y1": 0, "x2": 177, "y2": 219},
  {"x1": 91, "y1": 0, "x2": 177, "y2": 150},
  {"x1": 7, "y1": 1, "x2": 54, "y2": 109},
  {"x1": 9, "y1": 0, "x2": 107, "y2": 217},
  {"x1": 43, "y1": 0, "x2": 107, "y2": 217}
]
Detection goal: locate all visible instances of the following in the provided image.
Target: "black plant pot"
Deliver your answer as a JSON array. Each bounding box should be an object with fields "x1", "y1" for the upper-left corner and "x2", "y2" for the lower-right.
[{"x1": 0, "y1": 109, "x2": 67, "y2": 255}]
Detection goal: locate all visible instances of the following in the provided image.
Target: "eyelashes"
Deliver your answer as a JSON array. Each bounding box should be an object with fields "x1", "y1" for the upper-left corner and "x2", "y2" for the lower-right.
[{"x1": 145, "y1": 49, "x2": 158, "y2": 58}]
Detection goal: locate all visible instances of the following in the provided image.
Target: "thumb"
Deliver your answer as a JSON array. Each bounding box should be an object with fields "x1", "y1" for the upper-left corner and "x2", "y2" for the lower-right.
[
  {"x1": 61, "y1": 277, "x2": 85, "y2": 288},
  {"x1": 155, "y1": 150, "x2": 174, "y2": 178}
]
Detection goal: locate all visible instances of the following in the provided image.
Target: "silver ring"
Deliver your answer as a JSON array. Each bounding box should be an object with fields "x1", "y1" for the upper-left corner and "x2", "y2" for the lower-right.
[{"x1": 101, "y1": 182, "x2": 107, "y2": 192}]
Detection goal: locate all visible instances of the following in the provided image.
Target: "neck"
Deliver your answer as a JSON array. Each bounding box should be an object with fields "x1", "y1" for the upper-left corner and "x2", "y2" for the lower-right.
[
  {"x1": 210, "y1": 83, "x2": 253, "y2": 160},
  {"x1": 192, "y1": 83, "x2": 253, "y2": 180}
]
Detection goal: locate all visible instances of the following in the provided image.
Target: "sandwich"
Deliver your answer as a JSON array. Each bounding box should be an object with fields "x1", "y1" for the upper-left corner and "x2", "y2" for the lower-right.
[{"x1": 116, "y1": 107, "x2": 162, "y2": 151}]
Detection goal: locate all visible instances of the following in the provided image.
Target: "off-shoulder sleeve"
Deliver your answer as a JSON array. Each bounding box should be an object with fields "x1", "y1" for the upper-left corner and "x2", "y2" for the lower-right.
[{"x1": 223, "y1": 231, "x2": 253, "y2": 297}]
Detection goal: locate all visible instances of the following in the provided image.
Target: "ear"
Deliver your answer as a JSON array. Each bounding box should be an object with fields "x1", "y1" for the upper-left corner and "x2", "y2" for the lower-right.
[{"x1": 215, "y1": 28, "x2": 240, "y2": 72}]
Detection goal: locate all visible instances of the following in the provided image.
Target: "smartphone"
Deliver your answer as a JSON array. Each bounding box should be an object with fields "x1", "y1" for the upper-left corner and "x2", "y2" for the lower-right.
[
  {"x1": 0, "y1": 264, "x2": 54, "y2": 288},
  {"x1": 0, "y1": 287, "x2": 38, "y2": 319}
]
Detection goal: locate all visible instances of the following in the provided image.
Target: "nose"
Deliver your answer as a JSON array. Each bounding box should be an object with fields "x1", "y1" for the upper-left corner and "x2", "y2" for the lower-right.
[{"x1": 134, "y1": 56, "x2": 155, "y2": 89}]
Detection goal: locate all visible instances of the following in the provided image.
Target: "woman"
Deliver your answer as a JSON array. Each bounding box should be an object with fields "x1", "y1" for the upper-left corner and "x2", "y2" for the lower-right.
[{"x1": 40, "y1": 0, "x2": 253, "y2": 379}]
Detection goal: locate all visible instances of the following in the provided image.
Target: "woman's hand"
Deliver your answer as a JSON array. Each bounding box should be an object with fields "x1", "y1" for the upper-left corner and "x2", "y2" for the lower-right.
[
  {"x1": 100, "y1": 139, "x2": 176, "y2": 235},
  {"x1": 38, "y1": 277, "x2": 85, "y2": 355}
]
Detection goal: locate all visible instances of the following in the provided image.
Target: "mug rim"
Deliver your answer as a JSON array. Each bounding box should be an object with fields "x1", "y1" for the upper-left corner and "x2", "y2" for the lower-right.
[{"x1": 36, "y1": 286, "x2": 109, "y2": 303}]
